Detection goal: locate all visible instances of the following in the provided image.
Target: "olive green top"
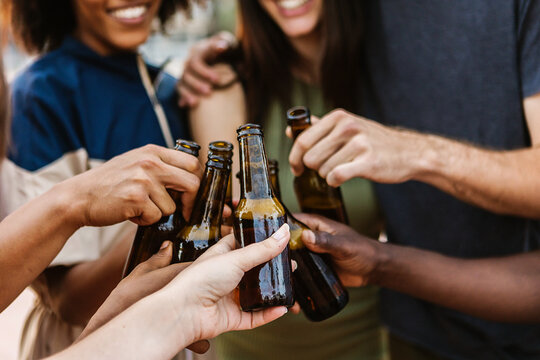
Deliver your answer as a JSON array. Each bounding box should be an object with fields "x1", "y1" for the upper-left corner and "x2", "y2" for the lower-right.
[{"x1": 215, "y1": 81, "x2": 387, "y2": 360}]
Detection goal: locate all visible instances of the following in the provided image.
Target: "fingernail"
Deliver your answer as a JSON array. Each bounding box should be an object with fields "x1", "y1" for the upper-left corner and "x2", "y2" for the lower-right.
[
  {"x1": 159, "y1": 241, "x2": 171, "y2": 251},
  {"x1": 272, "y1": 224, "x2": 290, "y2": 243}
]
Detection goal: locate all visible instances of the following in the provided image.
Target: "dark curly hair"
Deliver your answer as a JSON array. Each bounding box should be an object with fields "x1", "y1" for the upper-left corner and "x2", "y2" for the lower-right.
[{"x1": 8, "y1": 0, "x2": 190, "y2": 54}]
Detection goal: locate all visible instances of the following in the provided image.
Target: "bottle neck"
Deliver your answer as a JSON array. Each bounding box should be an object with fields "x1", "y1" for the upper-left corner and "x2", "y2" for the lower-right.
[
  {"x1": 187, "y1": 165, "x2": 230, "y2": 228},
  {"x1": 290, "y1": 121, "x2": 311, "y2": 140},
  {"x1": 238, "y1": 135, "x2": 274, "y2": 199}
]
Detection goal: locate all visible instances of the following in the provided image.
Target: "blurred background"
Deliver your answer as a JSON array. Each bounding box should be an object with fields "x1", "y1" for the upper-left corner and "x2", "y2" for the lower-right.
[{"x1": 0, "y1": 1, "x2": 236, "y2": 358}]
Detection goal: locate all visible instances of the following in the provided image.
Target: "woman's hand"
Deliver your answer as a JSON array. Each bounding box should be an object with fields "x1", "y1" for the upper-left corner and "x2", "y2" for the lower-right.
[
  {"x1": 62, "y1": 144, "x2": 203, "y2": 227},
  {"x1": 166, "y1": 224, "x2": 291, "y2": 343}
]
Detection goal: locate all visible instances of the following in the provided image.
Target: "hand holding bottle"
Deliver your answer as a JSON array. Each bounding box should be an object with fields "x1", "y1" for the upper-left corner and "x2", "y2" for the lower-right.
[{"x1": 295, "y1": 214, "x2": 381, "y2": 287}]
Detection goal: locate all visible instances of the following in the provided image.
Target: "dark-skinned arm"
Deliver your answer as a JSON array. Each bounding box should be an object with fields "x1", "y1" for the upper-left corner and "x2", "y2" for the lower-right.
[{"x1": 296, "y1": 213, "x2": 540, "y2": 323}]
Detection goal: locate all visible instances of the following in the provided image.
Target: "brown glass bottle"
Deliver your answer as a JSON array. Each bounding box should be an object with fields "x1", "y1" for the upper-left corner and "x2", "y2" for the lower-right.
[
  {"x1": 268, "y1": 160, "x2": 349, "y2": 321},
  {"x1": 209, "y1": 141, "x2": 234, "y2": 226},
  {"x1": 235, "y1": 124, "x2": 294, "y2": 311},
  {"x1": 287, "y1": 106, "x2": 349, "y2": 224},
  {"x1": 174, "y1": 154, "x2": 231, "y2": 262},
  {"x1": 122, "y1": 140, "x2": 201, "y2": 277}
]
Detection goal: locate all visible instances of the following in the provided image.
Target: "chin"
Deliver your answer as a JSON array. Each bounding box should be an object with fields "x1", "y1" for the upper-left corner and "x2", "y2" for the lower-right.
[
  {"x1": 282, "y1": 18, "x2": 319, "y2": 38},
  {"x1": 113, "y1": 32, "x2": 151, "y2": 51}
]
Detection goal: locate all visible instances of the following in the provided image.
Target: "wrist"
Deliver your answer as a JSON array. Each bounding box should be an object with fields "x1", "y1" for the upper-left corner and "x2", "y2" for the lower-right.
[
  {"x1": 364, "y1": 240, "x2": 391, "y2": 286},
  {"x1": 48, "y1": 180, "x2": 88, "y2": 230},
  {"x1": 409, "y1": 132, "x2": 452, "y2": 182}
]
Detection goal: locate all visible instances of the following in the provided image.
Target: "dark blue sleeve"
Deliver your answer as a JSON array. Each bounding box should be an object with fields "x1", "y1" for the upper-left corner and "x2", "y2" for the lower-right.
[
  {"x1": 519, "y1": 0, "x2": 540, "y2": 97},
  {"x1": 9, "y1": 70, "x2": 84, "y2": 171}
]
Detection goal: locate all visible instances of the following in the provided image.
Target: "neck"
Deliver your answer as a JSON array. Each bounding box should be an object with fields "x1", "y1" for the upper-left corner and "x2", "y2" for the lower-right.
[{"x1": 289, "y1": 26, "x2": 323, "y2": 84}]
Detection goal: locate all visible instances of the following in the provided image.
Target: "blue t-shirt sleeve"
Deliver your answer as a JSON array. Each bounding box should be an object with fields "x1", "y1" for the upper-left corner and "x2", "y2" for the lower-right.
[
  {"x1": 519, "y1": 0, "x2": 540, "y2": 97},
  {"x1": 9, "y1": 72, "x2": 83, "y2": 171}
]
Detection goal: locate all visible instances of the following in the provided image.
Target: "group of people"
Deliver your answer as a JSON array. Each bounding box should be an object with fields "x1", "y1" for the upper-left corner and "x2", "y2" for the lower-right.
[{"x1": 0, "y1": 0, "x2": 539, "y2": 359}]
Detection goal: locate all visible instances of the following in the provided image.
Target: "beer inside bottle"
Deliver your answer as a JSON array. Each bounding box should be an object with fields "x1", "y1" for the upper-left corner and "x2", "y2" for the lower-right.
[
  {"x1": 208, "y1": 141, "x2": 234, "y2": 226},
  {"x1": 287, "y1": 106, "x2": 349, "y2": 224},
  {"x1": 174, "y1": 153, "x2": 231, "y2": 262},
  {"x1": 269, "y1": 159, "x2": 349, "y2": 321},
  {"x1": 235, "y1": 124, "x2": 294, "y2": 311},
  {"x1": 122, "y1": 140, "x2": 201, "y2": 277}
]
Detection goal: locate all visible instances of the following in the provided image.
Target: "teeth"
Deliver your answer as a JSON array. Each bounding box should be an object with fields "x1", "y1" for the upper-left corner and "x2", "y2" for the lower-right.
[
  {"x1": 111, "y1": 5, "x2": 147, "y2": 20},
  {"x1": 277, "y1": 0, "x2": 309, "y2": 10}
]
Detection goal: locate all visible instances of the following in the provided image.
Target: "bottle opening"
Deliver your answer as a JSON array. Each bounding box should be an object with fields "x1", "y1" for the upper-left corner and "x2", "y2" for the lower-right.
[
  {"x1": 237, "y1": 123, "x2": 264, "y2": 138},
  {"x1": 287, "y1": 106, "x2": 310, "y2": 121},
  {"x1": 209, "y1": 141, "x2": 234, "y2": 153}
]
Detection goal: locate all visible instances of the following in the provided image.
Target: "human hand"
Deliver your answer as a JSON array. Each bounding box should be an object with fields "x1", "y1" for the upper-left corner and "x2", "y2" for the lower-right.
[
  {"x1": 288, "y1": 109, "x2": 432, "y2": 186},
  {"x1": 294, "y1": 214, "x2": 380, "y2": 287},
  {"x1": 178, "y1": 32, "x2": 238, "y2": 107},
  {"x1": 165, "y1": 224, "x2": 291, "y2": 344},
  {"x1": 78, "y1": 241, "x2": 210, "y2": 353},
  {"x1": 63, "y1": 144, "x2": 203, "y2": 228}
]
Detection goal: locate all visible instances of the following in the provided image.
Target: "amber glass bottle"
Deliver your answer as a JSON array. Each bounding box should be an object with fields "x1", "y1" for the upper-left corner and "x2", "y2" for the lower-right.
[
  {"x1": 235, "y1": 124, "x2": 294, "y2": 311},
  {"x1": 174, "y1": 154, "x2": 231, "y2": 262},
  {"x1": 287, "y1": 106, "x2": 349, "y2": 224},
  {"x1": 122, "y1": 140, "x2": 201, "y2": 277},
  {"x1": 208, "y1": 141, "x2": 234, "y2": 226},
  {"x1": 268, "y1": 160, "x2": 349, "y2": 321}
]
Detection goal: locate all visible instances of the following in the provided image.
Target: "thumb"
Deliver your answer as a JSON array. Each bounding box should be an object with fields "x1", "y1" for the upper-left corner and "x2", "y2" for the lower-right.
[
  {"x1": 133, "y1": 241, "x2": 173, "y2": 274},
  {"x1": 301, "y1": 230, "x2": 334, "y2": 254}
]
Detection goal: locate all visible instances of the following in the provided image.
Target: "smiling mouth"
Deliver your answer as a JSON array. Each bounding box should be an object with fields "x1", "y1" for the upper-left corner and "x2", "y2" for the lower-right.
[
  {"x1": 276, "y1": 0, "x2": 310, "y2": 10},
  {"x1": 109, "y1": 4, "x2": 149, "y2": 21}
]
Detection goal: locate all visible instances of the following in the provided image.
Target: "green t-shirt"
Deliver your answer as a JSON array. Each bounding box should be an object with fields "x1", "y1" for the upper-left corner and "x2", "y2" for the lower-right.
[{"x1": 215, "y1": 81, "x2": 387, "y2": 360}]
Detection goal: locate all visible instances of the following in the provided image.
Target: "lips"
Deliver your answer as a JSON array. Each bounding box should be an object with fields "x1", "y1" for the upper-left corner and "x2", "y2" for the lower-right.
[{"x1": 274, "y1": 0, "x2": 313, "y2": 17}]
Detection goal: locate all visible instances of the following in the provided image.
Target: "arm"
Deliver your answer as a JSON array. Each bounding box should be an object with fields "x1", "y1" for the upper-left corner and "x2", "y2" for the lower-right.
[
  {"x1": 189, "y1": 73, "x2": 246, "y2": 199},
  {"x1": 296, "y1": 214, "x2": 540, "y2": 323},
  {"x1": 288, "y1": 93, "x2": 540, "y2": 218},
  {"x1": 50, "y1": 226, "x2": 291, "y2": 360},
  {"x1": 0, "y1": 145, "x2": 202, "y2": 312}
]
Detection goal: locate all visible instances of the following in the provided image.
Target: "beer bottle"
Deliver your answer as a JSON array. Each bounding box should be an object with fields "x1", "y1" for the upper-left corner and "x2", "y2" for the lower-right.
[
  {"x1": 208, "y1": 141, "x2": 234, "y2": 226},
  {"x1": 174, "y1": 153, "x2": 231, "y2": 262},
  {"x1": 235, "y1": 124, "x2": 294, "y2": 311},
  {"x1": 268, "y1": 159, "x2": 349, "y2": 321},
  {"x1": 287, "y1": 106, "x2": 349, "y2": 224},
  {"x1": 123, "y1": 140, "x2": 201, "y2": 277}
]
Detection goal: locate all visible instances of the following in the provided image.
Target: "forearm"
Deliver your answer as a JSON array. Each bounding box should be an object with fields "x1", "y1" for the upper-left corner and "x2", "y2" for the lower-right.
[
  {"x1": 411, "y1": 133, "x2": 540, "y2": 218},
  {"x1": 51, "y1": 289, "x2": 193, "y2": 360},
  {"x1": 52, "y1": 231, "x2": 132, "y2": 325},
  {"x1": 0, "y1": 181, "x2": 84, "y2": 311},
  {"x1": 189, "y1": 82, "x2": 245, "y2": 198},
  {"x1": 370, "y1": 243, "x2": 540, "y2": 322}
]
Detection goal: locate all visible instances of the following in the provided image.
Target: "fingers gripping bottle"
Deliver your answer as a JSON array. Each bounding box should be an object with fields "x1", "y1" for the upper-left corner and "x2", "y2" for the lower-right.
[
  {"x1": 287, "y1": 106, "x2": 349, "y2": 224},
  {"x1": 234, "y1": 124, "x2": 294, "y2": 311},
  {"x1": 122, "y1": 140, "x2": 200, "y2": 277}
]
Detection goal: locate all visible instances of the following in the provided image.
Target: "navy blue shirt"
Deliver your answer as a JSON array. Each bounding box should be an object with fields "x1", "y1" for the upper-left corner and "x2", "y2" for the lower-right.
[
  {"x1": 364, "y1": 1, "x2": 540, "y2": 359},
  {"x1": 9, "y1": 36, "x2": 189, "y2": 171}
]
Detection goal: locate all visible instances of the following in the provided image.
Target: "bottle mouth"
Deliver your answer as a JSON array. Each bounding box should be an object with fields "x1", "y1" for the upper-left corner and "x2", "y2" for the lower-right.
[
  {"x1": 237, "y1": 123, "x2": 263, "y2": 138},
  {"x1": 175, "y1": 139, "x2": 201, "y2": 156},
  {"x1": 287, "y1": 106, "x2": 310, "y2": 123},
  {"x1": 209, "y1": 141, "x2": 234, "y2": 153}
]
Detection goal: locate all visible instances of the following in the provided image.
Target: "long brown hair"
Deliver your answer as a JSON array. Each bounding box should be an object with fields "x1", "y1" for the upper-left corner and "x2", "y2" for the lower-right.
[{"x1": 237, "y1": 0, "x2": 365, "y2": 123}]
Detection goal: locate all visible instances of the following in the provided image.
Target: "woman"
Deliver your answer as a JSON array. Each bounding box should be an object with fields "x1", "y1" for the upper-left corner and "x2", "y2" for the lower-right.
[
  {"x1": 3, "y1": 1, "x2": 192, "y2": 358},
  {"x1": 181, "y1": 1, "x2": 386, "y2": 359}
]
